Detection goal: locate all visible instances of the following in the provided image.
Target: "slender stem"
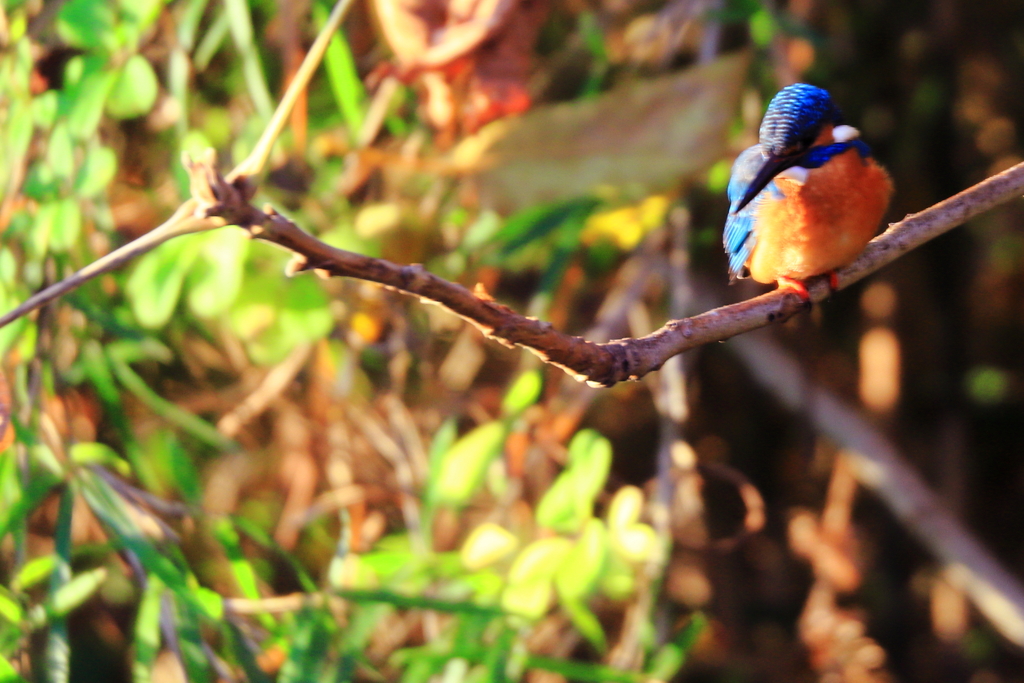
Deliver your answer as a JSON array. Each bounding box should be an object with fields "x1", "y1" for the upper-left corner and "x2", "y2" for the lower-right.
[
  {"x1": 0, "y1": 201, "x2": 206, "y2": 330},
  {"x1": 228, "y1": 0, "x2": 357, "y2": 180}
]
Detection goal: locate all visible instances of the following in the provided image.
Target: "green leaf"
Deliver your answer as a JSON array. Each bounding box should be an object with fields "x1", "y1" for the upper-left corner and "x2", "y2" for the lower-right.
[
  {"x1": 13, "y1": 555, "x2": 57, "y2": 591},
  {"x1": 229, "y1": 274, "x2": 333, "y2": 365},
  {"x1": 172, "y1": 595, "x2": 213, "y2": 683},
  {"x1": 535, "y1": 430, "x2": 612, "y2": 534},
  {"x1": 222, "y1": 0, "x2": 273, "y2": 118},
  {"x1": 232, "y1": 517, "x2": 318, "y2": 592},
  {"x1": 56, "y1": 0, "x2": 117, "y2": 52},
  {"x1": 501, "y1": 578, "x2": 553, "y2": 620},
  {"x1": 335, "y1": 589, "x2": 504, "y2": 617},
  {"x1": 69, "y1": 442, "x2": 131, "y2": 476},
  {"x1": 426, "y1": 418, "x2": 458, "y2": 492},
  {"x1": 561, "y1": 599, "x2": 606, "y2": 653},
  {"x1": 49, "y1": 198, "x2": 82, "y2": 252},
  {"x1": 354, "y1": 549, "x2": 414, "y2": 583},
  {"x1": 6, "y1": 99, "x2": 34, "y2": 164},
  {"x1": 46, "y1": 489, "x2": 73, "y2": 683},
  {"x1": 213, "y1": 519, "x2": 260, "y2": 598},
  {"x1": 0, "y1": 588, "x2": 24, "y2": 624},
  {"x1": 430, "y1": 421, "x2": 507, "y2": 508},
  {"x1": 314, "y1": 1, "x2": 366, "y2": 141},
  {"x1": 225, "y1": 620, "x2": 273, "y2": 683},
  {"x1": 554, "y1": 519, "x2": 608, "y2": 603},
  {"x1": 646, "y1": 613, "x2": 706, "y2": 681},
  {"x1": 48, "y1": 567, "x2": 108, "y2": 617},
  {"x1": 46, "y1": 122, "x2": 75, "y2": 181},
  {"x1": 749, "y1": 9, "x2": 776, "y2": 47},
  {"x1": 460, "y1": 210, "x2": 502, "y2": 252},
  {"x1": 0, "y1": 654, "x2": 29, "y2": 683},
  {"x1": 566, "y1": 429, "x2": 613, "y2": 493},
  {"x1": 75, "y1": 470, "x2": 201, "y2": 614},
  {"x1": 525, "y1": 655, "x2": 639, "y2": 683},
  {"x1": 494, "y1": 197, "x2": 600, "y2": 256},
  {"x1": 167, "y1": 439, "x2": 203, "y2": 504},
  {"x1": 22, "y1": 163, "x2": 58, "y2": 202},
  {"x1": 74, "y1": 145, "x2": 117, "y2": 198},
  {"x1": 608, "y1": 523, "x2": 657, "y2": 564},
  {"x1": 30, "y1": 201, "x2": 58, "y2": 257},
  {"x1": 598, "y1": 554, "x2": 636, "y2": 600},
  {"x1": 106, "y1": 55, "x2": 159, "y2": 120},
  {"x1": 277, "y1": 608, "x2": 331, "y2": 683},
  {"x1": 507, "y1": 538, "x2": 573, "y2": 585},
  {"x1": 501, "y1": 538, "x2": 572, "y2": 618},
  {"x1": 0, "y1": 473, "x2": 59, "y2": 546},
  {"x1": 186, "y1": 230, "x2": 249, "y2": 318},
  {"x1": 501, "y1": 370, "x2": 544, "y2": 417},
  {"x1": 119, "y1": 0, "x2": 166, "y2": 34},
  {"x1": 176, "y1": 0, "x2": 210, "y2": 51},
  {"x1": 127, "y1": 235, "x2": 201, "y2": 328},
  {"x1": 194, "y1": 587, "x2": 223, "y2": 621},
  {"x1": 460, "y1": 523, "x2": 518, "y2": 571},
  {"x1": 132, "y1": 578, "x2": 164, "y2": 683},
  {"x1": 193, "y1": 10, "x2": 230, "y2": 71},
  {"x1": 606, "y1": 485, "x2": 643, "y2": 530},
  {"x1": 0, "y1": 251, "x2": 17, "y2": 289},
  {"x1": 63, "y1": 58, "x2": 116, "y2": 140},
  {"x1": 212, "y1": 518, "x2": 275, "y2": 630}
]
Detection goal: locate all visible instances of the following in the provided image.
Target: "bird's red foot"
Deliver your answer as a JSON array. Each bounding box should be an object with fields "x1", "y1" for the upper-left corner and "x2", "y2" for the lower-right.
[
  {"x1": 828, "y1": 271, "x2": 840, "y2": 292},
  {"x1": 777, "y1": 276, "x2": 811, "y2": 302}
]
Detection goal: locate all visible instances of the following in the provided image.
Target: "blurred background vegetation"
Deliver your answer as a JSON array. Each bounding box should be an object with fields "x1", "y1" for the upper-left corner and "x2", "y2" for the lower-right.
[{"x1": 1, "y1": 0, "x2": 1024, "y2": 681}]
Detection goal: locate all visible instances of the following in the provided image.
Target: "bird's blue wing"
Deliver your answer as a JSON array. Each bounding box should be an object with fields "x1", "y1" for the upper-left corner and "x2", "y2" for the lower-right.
[{"x1": 723, "y1": 145, "x2": 766, "y2": 281}]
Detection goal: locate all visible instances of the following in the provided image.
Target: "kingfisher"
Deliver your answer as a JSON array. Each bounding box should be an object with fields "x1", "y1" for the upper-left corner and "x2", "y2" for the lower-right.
[{"x1": 723, "y1": 84, "x2": 893, "y2": 298}]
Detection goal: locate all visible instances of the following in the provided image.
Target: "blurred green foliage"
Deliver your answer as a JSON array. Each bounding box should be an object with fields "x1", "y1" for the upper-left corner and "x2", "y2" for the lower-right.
[
  {"x1": 3, "y1": 0, "x2": 1024, "y2": 680},
  {"x1": 0, "y1": 0, "x2": 720, "y2": 679}
]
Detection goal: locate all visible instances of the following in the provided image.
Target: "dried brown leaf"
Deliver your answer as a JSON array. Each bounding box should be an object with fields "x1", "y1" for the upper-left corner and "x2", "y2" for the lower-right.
[{"x1": 453, "y1": 52, "x2": 749, "y2": 212}]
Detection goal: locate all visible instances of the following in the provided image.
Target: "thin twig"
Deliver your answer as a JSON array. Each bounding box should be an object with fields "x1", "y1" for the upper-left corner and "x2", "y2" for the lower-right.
[
  {"x1": 229, "y1": 0, "x2": 357, "y2": 180},
  {"x1": 0, "y1": 201, "x2": 206, "y2": 330},
  {"x1": 217, "y1": 342, "x2": 314, "y2": 437}
]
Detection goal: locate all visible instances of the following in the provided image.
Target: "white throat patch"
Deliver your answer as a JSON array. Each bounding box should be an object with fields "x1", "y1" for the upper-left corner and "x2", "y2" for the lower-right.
[{"x1": 832, "y1": 125, "x2": 860, "y2": 143}]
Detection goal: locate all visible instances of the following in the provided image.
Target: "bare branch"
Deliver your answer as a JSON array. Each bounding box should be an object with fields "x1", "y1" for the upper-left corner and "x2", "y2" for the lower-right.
[
  {"x1": 5, "y1": 134, "x2": 1024, "y2": 385},
  {"x1": 186, "y1": 154, "x2": 1024, "y2": 386}
]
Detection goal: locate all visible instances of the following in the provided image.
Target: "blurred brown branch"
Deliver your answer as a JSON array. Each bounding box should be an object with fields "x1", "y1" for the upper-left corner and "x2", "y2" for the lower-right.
[{"x1": 732, "y1": 329, "x2": 1024, "y2": 648}]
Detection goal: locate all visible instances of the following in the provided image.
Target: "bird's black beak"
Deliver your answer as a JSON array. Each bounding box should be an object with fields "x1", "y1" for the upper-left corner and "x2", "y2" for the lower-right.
[{"x1": 734, "y1": 152, "x2": 803, "y2": 213}]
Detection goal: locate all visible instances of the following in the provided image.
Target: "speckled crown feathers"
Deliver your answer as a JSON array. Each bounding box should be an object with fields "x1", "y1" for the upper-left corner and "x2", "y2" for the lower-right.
[{"x1": 758, "y1": 84, "x2": 844, "y2": 156}]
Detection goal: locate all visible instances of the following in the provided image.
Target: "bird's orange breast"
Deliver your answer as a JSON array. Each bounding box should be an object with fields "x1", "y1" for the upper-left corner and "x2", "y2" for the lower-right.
[{"x1": 747, "y1": 148, "x2": 893, "y2": 284}]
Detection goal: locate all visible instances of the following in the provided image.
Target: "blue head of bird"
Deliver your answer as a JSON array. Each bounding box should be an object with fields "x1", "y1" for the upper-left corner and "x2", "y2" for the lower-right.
[{"x1": 734, "y1": 84, "x2": 845, "y2": 212}]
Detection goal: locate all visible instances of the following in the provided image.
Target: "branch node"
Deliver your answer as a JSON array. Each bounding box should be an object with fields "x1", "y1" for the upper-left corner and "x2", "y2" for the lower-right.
[
  {"x1": 285, "y1": 255, "x2": 309, "y2": 277},
  {"x1": 183, "y1": 149, "x2": 262, "y2": 227},
  {"x1": 473, "y1": 282, "x2": 495, "y2": 302}
]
